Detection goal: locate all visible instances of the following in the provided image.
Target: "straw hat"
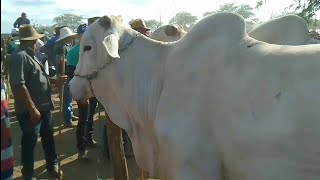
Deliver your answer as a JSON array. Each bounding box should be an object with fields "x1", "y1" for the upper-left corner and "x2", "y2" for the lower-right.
[
  {"x1": 56, "y1": 27, "x2": 77, "y2": 42},
  {"x1": 130, "y1": 19, "x2": 151, "y2": 30},
  {"x1": 19, "y1": 25, "x2": 44, "y2": 41}
]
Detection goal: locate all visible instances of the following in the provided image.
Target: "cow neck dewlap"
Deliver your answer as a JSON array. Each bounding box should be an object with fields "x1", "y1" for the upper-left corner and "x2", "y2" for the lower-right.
[
  {"x1": 104, "y1": 35, "x2": 166, "y2": 125},
  {"x1": 124, "y1": 37, "x2": 165, "y2": 124}
]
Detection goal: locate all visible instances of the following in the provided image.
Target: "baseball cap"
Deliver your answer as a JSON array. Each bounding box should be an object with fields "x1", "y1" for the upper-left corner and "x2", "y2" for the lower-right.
[{"x1": 77, "y1": 24, "x2": 88, "y2": 34}]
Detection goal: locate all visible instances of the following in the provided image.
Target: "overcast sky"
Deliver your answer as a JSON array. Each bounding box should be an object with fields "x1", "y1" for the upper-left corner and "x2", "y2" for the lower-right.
[{"x1": 1, "y1": 0, "x2": 319, "y2": 33}]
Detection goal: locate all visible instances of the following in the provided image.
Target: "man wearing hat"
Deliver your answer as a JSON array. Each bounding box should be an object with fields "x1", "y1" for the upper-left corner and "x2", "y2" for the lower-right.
[
  {"x1": 13, "y1": 12, "x2": 30, "y2": 28},
  {"x1": 8, "y1": 25, "x2": 66, "y2": 180},
  {"x1": 53, "y1": 26, "x2": 77, "y2": 128},
  {"x1": 130, "y1": 19, "x2": 151, "y2": 37}
]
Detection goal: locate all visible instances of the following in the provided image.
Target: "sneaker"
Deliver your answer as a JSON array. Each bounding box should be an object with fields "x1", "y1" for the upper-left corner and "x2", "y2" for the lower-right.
[
  {"x1": 63, "y1": 122, "x2": 77, "y2": 128},
  {"x1": 86, "y1": 139, "x2": 98, "y2": 148},
  {"x1": 47, "y1": 165, "x2": 63, "y2": 179},
  {"x1": 21, "y1": 168, "x2": 37, "y2": 180}
]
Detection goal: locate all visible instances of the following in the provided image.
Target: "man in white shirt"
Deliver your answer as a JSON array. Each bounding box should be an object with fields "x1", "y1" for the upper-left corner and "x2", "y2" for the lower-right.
[{"x1": 35, "y1": 39, "x2": 49, "y2": 74}]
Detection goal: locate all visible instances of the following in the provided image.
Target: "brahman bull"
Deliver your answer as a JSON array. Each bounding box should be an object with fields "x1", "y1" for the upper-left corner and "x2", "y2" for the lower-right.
[{"x1": 70, "y1": 12, "x2": 320, "y2": 180}]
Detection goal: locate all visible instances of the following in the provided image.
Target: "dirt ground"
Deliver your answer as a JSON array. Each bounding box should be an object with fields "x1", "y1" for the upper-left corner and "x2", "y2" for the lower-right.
[{"x1": 8, "y1": 89, "x2": 144, "y2": 180}]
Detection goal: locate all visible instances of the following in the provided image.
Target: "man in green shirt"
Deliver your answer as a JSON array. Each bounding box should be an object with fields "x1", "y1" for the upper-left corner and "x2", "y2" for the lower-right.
[{"x1": 7, "y1": 28, "x2": 20, "y2": 54}]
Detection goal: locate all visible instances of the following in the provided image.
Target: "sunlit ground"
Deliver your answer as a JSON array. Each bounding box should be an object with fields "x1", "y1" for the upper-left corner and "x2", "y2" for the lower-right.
[{"x1": 6, "y1": 85, "x2": 145, "y2": 180}]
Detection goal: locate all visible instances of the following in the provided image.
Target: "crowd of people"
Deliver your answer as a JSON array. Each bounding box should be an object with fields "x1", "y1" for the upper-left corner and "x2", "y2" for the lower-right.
[{"x1": 1, "y1": 12, "x2": 153, "y2": 180}]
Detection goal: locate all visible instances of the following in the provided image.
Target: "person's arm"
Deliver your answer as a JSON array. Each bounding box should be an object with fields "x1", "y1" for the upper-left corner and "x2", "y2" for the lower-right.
[
  {"x1": 14, "y1": 85, "x2": 37, "y2": 113},
  {"x1": 26, "y1": 18, "x2": 30, "y2": 25},
  {"x1": 13, "y1": 18, "x2": 19, "y2": 28},
  {"x1": 8, "y1": 54, "x2": 41, "y2": 124},
  {"x1": 48, "y1": 75, "x2": 67, "y2": 87}
]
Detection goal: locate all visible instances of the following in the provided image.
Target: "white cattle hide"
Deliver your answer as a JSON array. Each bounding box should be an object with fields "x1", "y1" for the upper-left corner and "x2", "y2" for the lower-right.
[
  {"x1": 248, "y1": 14, "x2": 320, "y2": 45},
  {"x1": 70, "y1": 12, "x2": 320, "y2": 180}
]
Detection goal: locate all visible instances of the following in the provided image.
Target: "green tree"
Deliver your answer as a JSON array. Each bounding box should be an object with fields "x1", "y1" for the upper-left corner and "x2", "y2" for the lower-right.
[
  {"x1": 204, "y1": 3, "x2": 257, "y2": 22},
  {"x1": 256, "y1": 0, "x2": 320, "y2": 24},
  {"x1": 169, "y1": 11, "x2": 198, "y2": 30},
  {"x1": 30, "y1": 19, "x2": 55, "y2": 35},
  {"x1": 52, "y1": 13, "x2": 85, "y2": 32},
  {"x1": 145, "y1": 19, "x2": 163, "y2": 30},
  {"x1": 309, "y1": 19, "x2": 320, "y2": 30}
]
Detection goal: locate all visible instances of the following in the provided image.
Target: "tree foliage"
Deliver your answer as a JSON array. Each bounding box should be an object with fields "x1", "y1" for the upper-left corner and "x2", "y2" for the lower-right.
[
  {"x1": 145, "y1": 19, "x2": 163, "y2": 30},
  {"x1": 30, "y1": 19, "x2": 54, "y2": 35},
  {"x1": 52, "y1": 13, "x2": 85, "y2": 32},
  {"x1": 256, "y1": 0, "x2": 320, "y2": 24},
  {"x1": 204, "y1": 3, "x2": 257, "y2": 21},
  {"x1": 169, "y1": 11, "x2": 198, "y2": 30},
  {"x1": 293, "y1": 0, "x2": 320, "y2": 24}
]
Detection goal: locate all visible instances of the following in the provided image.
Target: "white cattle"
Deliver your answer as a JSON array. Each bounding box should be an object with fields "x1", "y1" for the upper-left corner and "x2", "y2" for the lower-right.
[
  {"x1": 248, "y1": 14, "x2": 320, "y2": 45},
  {"x1": 150, "y1": 25, "x2": 187, "y2": 42},
  {"x1": 70, "y1": 12, "x2": 320, "y2": 180}
]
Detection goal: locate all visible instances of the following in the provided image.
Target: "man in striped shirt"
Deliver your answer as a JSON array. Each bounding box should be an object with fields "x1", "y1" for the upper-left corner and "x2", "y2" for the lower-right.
[{"x1": 1, "y1": 80, "x2": 13, "y2": 180}]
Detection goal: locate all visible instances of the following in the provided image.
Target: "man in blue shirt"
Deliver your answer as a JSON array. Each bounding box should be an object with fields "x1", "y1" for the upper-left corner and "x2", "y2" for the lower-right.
[
  {"x1": 13, "y1": 12, "x2": 30, "y2": 28},
  {"x1": 40, "y1": 26, "x2": 66, "y2": 69}
]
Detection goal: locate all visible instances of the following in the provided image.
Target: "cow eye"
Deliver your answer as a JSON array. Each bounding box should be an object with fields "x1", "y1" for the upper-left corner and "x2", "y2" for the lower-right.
[{"x1": 84, "y1": 46, "x2": 92, "y2": 52}]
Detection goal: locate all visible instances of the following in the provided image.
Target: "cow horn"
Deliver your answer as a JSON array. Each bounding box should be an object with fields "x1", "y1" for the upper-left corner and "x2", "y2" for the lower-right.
[
  {"x1": 165, "y1": 25, "x2": 178, "y2": 36},
  {"x1": 99, "y1": 16, "x2": 111, "y2": 28}
]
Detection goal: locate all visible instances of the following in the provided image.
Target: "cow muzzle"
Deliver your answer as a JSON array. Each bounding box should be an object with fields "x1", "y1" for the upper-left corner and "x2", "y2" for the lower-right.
[{"x1": 69, "y1": 77, "x2": 92, "y2": 101}]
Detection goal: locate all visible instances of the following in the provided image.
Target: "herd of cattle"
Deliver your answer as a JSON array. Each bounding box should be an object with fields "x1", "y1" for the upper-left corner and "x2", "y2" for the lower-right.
[{"x1": 70, "y1": 13, "x2": 319, "y2": 179}]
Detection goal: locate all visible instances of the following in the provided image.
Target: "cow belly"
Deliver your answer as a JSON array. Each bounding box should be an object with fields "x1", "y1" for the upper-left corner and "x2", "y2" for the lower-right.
[
  {"x1": 211, "y1": 93, "x2": 320, "y2": 179},
  {"x1": 220, "y1": 137, "x2": 320, "y2": 180}
]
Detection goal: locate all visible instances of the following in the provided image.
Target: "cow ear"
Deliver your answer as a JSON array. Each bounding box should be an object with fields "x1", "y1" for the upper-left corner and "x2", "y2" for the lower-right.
[{"x1": 102, "y1": 34, "x2": 120, "y2": 59}]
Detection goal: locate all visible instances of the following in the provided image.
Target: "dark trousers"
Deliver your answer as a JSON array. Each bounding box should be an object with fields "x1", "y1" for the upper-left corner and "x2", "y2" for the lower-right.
[
  {"x1": 122, "y1": 130, "x2": 133, "y2": 155},
  {"x1": 87, "y1": 97, "x2": 98, "y2": 141},
  {"x1": 76, "y1": 97, "x2": 98, "y2": 151},
  {"x1": 16, "y1": 110, "x2": 57, "y2": 178}
]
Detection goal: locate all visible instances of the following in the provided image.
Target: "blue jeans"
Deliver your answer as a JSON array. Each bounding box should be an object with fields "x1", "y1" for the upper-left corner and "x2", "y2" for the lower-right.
[
  {"x1": 63, "y1": 77, "x2": 73, "y2": 125},
  {"x1": 16, "y1": 110, "x2": 58, "y2": 179}
]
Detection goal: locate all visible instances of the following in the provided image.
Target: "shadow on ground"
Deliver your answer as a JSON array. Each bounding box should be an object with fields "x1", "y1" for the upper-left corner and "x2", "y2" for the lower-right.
[{"x1": 9, "y1": 92, "x2": 143, "y2": 180}]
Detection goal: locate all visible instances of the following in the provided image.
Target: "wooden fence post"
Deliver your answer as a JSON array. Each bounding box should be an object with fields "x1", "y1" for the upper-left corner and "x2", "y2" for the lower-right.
[{"x1": 105, "y1": 112, "x2": 129, "y2": 180}]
